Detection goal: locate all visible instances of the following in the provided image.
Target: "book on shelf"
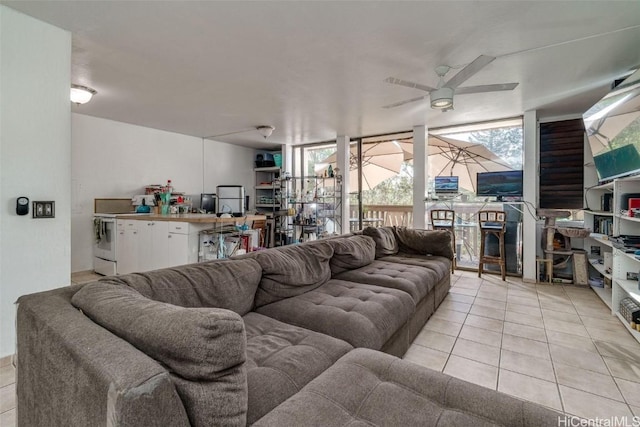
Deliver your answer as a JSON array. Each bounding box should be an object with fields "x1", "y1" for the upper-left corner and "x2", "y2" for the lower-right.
[{"x1": 593, "y1": 215, "x2": 613, "y2": 235}]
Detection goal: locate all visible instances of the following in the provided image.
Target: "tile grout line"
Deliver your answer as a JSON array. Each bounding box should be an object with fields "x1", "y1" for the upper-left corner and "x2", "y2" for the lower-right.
[{"x1": 539, "y1": 284, "x2": 566, "y2": 414}]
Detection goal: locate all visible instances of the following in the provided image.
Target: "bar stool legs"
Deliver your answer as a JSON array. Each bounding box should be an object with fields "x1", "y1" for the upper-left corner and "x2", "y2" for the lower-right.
[{"x1": 478, "y1": 210, "x2": 507, "y2": 281}]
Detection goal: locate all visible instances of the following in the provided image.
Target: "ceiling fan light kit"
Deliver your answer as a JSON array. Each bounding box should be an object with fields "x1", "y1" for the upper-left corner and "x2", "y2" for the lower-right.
[
  {"x1": 430, "y1": 87, "x2": 454, "y2": 109},
  {"x1": 70, "y1": 84, "x2": 97, "y2": 105}
]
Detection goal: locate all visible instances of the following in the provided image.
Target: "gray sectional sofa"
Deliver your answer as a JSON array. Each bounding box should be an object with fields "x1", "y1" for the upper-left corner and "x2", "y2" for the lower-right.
[{"x1": 16, "y1": 226, "x2": 563, "y2": 426}]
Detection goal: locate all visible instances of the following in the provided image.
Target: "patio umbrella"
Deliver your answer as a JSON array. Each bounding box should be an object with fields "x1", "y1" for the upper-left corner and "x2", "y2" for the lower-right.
[
  {"x1": 586, "y1": 110, "x2": 640, "y2": 157},
  {"x1": 400, "y1": 135, "x2": 513, "y2": 192},
  {"x1": 583, "y1": 84, "x2": 640, "y2": 156},
  {"x1": 320, "y1": 141, "x2": 405, "y2": 191}
]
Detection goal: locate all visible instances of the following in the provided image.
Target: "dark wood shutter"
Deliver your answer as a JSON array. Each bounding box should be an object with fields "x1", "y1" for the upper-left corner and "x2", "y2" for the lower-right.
[{"x1": 539, "y1": 119, "x2": 585, "y2": 209}]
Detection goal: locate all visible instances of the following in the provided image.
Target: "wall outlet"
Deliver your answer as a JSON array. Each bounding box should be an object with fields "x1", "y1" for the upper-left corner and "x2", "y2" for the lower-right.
[{"x1": 33, "y1": 201, "x2": 55, "y2": 218}]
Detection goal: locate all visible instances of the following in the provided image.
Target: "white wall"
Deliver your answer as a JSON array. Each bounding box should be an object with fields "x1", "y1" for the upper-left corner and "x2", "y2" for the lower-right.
[
  {"x1": 0, "y1": 6, "x2": 71, "y2": 359},
  {"x1": 71, "y1": 114, "x2": 255, "y2": 272}
]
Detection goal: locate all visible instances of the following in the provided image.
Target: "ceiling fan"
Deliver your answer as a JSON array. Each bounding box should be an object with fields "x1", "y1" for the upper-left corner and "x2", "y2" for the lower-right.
[{"x1": 383, "y1": 55, "x2": 518, "y2": 111}]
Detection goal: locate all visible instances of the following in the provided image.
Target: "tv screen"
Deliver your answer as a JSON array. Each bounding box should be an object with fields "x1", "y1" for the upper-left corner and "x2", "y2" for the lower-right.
[
  {"x1": 593, "y1": 144, "x2": 640, "y2": 182},
  {"x1": 434, "y1": 176, "x2": 459, "y2": 193},
  {"x1": 200, "y1": 193, "x2": 216, "y2": 213},
  {"x1": 476, "y1": 170, "x2": 523, "y2": 198}
]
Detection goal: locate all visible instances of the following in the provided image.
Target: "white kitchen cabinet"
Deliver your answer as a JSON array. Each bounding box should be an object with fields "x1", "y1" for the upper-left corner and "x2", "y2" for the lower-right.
[
  {"x1": 167, "y1": 222, "x2": 211, "y2": 267},
  {"x1": 137, "y1": 220, "x2": 169, "y2": 272},
  {"x1": 116, "y1": 220, "x2": 139, "y2": 275},
  {"x1": 167, "y1": 232, "x2": 189, "y2": 267},
  {"x1": 115, "y1": 219, "x2": 210, "y2": 273}
]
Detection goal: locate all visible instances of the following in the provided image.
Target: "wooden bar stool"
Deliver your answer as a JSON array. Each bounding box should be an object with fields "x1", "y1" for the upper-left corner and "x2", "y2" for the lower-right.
[
  {"x1": 430, "y1": 209, "x2": 456, "y2": 273},
  {"x1": 478, "y1": 210, "x2": 507, "y2": 281}
]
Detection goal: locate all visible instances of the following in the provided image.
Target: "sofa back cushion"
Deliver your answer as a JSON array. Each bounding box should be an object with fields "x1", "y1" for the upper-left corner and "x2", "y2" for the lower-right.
[
  {"x1": 105, "y1": 258, "x2": 262, "y2": 316},
  {"x1": 252, "y1": 240, "x2": 334, "y2": 307},
  {"x1": 363, "y1": 226, "x2": 399, "y2": 258},
  {"x1": 71, "y1": 282, "x2": 247, "y2": 426},
  {"x1": 328, "y1": 235, "x2": 376, "y2": 275},
  {"x1": 394, "y1": 227, "x2": 454, "y2": 259}
]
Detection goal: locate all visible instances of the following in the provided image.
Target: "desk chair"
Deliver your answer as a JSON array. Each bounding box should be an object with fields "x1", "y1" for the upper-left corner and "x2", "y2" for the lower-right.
[
  {"x1": 430, "y1": 209, "x2": 456, "y2": 273},
  {"x1": 478, "y1": 210, "x2": 507, "y2": 281}
]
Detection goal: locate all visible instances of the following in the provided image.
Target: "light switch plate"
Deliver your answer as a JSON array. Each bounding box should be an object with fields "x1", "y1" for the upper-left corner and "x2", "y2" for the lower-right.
[{"x1": 33, "y1": 201, "x2": 55, "y2": 218}]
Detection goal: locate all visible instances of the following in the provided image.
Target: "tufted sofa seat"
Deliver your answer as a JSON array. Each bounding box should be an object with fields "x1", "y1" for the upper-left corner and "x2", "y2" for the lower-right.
[
  {"x1": 255, "y1": 279, "x2": 415, "y2": 350},
  {"x1": 254, "y1": 348, "x2": 562, "y2": 427},
  {"x1": 243, "y1": 312, "x2": 353, "y2": 424},
  {"x1": 333, "y1": 259, "x2": 441, "y2": 304}
]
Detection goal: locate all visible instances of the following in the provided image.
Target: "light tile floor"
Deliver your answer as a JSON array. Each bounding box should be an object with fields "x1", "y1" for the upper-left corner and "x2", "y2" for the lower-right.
[
  {"x1": 3, "y1": 270, "x2": 640, "y2": 424},
  {"x1": 404, "y1": 270, "x2": 640, "y2": 421}
]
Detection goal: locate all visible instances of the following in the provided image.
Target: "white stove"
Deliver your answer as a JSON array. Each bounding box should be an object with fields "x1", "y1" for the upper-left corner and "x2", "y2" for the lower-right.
[{"x1": 93, "y1": 213, "x2": 151, "y2": 275}]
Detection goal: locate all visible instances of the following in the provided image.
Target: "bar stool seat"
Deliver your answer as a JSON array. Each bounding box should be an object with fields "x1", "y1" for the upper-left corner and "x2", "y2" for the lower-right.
[
  {"x1": 430, "y1": 209, "x2": 456, "y2": 273},
  {"x1": 478, "y1": 210, "x2": 507, "y2": 281}
]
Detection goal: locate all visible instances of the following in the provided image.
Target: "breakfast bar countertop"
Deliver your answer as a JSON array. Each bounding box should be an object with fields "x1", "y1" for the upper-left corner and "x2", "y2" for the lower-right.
[{"x1": 115, "y1": 213, "x2": 266, "y2": 223}]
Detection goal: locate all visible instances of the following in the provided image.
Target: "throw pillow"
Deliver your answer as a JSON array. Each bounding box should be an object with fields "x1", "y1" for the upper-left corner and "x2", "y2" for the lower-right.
[
  {"x1": 251, "y1": 240, "x2": 334, "y2": 307},
  {"x1": 394, "y1": 227, "x2": 454, "y2": 259},
  {"x1": 71, "y1": 282, "x2": 248, "y2": 426},
  {"x1": 106, "y1": 258, "x2": 262, "y2": 316},
  {"x1": 328, "y1": 235, "x2": 376, "y2": 275},
  {"x1": 362, "y1": 226, "x2": 399, "y2": 258}
]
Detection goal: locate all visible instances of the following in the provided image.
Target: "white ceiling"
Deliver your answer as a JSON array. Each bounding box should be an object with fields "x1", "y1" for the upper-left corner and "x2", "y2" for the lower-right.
[{"x1": 4, "y1": 1, "x2": 640, "y2": 149}]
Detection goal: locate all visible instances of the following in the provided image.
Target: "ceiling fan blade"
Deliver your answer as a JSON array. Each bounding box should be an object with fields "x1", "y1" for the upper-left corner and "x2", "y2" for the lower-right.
[
  {"x1": 444, "y1": 55, "x2": 495, "y2": 89},
  {"x1": 382, "y1": 95, "x2": 427, "y2": 109},
  {"x1": 384, "y1": 77, "x2": 436, "y2": 93},
  {"x1": 455, "y1": 83, "x2": 519, "y2": 95}
]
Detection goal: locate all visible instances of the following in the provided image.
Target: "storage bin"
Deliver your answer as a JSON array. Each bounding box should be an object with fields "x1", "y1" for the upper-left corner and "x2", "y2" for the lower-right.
[{"x1": 274, "y1": 153, "x2": 282, "y2": 167}]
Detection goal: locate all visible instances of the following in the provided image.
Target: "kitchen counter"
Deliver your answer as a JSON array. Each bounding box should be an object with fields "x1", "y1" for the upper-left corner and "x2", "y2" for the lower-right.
[{"x1": 115, "y1": 213, "x2": 266, "y2": 223}]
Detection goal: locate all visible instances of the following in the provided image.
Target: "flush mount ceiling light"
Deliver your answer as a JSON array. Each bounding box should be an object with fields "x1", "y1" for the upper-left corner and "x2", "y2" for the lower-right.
[
  {"x1": 256, "y1": 125, "x2": 275, "y2": 139},
  {"x1": 430, "y1": 87, "x2": 454, "y2": 109},
  {"x1": 70, "y1": 84, "x2": 97, "y2": 105}
]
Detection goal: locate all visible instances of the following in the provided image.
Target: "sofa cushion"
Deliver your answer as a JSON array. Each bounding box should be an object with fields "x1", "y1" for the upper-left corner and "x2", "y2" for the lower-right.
[
  {"x1": 252, "y1": 240, "x2": 334, "y2": 307},
  {"x1": 71, "y1": 282, "x2": 247, "y2": 426},
  {"x1": 256, "y1": 279, "x2": 415, "y2": 349},
  {"x1": 242, "y1": 312, "x2": 352, "y2": 424},
  {"x1": 394, "y1": 227, "x2": 454, "y2": 259},
  {"x1": 363, "y1": 226, "x2": 399, "y2": 258},
  {"x1": 328, "y1": 235, "x2": 376, "y2": 275},
  {"x1": 253, "y1": 348, "x2": 562, "y2": 427},
  {"x1": 381, "y1": 253, "x2": 452, "y2": 280},
  {"x1": 334, "y1": 259, "x2": 439, "y2": 304},
  {"x1": 104, "y1": 258, "x2": 262, "y2": 316}
]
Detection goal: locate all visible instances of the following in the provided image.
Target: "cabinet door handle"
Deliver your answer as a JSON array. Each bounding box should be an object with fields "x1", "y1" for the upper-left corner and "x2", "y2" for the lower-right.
[
  {"x1": 133, "y1": 231, "x2": 137, "y2": 234},
  {"x1": 168, "y1": 235, "x2": 172, "y2": 238},
  {"x1": 175, "y1": 227, "x2": 182, "y2": 230}
]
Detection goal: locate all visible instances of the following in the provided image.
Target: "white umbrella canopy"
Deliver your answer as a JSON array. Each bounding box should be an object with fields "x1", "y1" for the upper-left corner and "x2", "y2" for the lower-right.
[
  {"x1": 399, "y1": 135, "x2": 513, "y2": 192},
  {"x1": 586, "y1": 110, "x2": 640, "y2": 156},
  {"x1": 583, "y1": 85, "x2": 640, "y2": 156},
  {"x1": 321, "y1": 141, "x2": 405, "y2": 191}
]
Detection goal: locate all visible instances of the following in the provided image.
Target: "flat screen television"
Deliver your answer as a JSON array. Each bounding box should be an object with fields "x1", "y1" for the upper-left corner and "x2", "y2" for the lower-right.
[
  {"x1": 593, "y1": 144, "x2": 640, "y2": 182},
  {"x1": 476, "y1": 170, "x2": 523, "y2": 200},
  {"x1": 434, "y1": 176, "x2": 459, "y2": 193},
  {"x1": 200, "y1": 193, "x2": 216, "y2": 213}
]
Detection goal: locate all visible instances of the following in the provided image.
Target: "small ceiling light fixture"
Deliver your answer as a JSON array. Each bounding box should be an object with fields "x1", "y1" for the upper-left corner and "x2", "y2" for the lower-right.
[
  {"x1": 256, "y1": 125, "x2": 275, "y2": 139},
  {"x1": 70, "y1": 84, "x2": 97, "y2": 105},
  {"x1": 430, "y1": 87, "x2": 454, "y2": 109}
]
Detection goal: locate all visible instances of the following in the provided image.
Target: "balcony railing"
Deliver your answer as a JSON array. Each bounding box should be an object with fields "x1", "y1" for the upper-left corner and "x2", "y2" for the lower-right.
[{"x1": 349, "y1": 205, "x2": 413, "y2": 231}]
